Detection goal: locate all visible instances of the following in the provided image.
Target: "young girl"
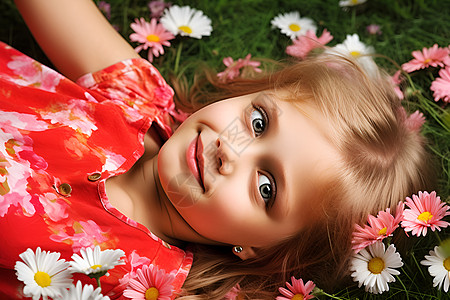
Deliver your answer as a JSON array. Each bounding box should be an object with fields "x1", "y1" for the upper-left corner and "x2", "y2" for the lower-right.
[{"x1": 0, "y1": 0, "x2": 433, "y2": 299}]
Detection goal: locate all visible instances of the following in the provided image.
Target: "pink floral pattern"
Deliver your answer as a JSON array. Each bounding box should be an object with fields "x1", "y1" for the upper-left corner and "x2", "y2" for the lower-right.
[
  {"x1": 0, "y1": 42, "x2": 192, "y2": 299},
  {"x1": 0, "y1": 113, "x2": 48, "y2": 217},
  {"x1": 5, "y1": 54, "x2": 63, "y2": 92},
  {"x1": 49, "y1": 220, "x2": 112, "y2": 253},
  {"x1": 38, "y1": 99, "x2": 99, "y2": 136},
  {"x1": 118, "y1": 251, "x2": 152, "y2": 289}
]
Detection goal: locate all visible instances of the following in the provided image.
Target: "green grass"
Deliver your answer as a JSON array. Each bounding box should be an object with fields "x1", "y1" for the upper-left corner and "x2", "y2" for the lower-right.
[{"x1": 1, "y1": 0, "x2": 450, "y2": 299}]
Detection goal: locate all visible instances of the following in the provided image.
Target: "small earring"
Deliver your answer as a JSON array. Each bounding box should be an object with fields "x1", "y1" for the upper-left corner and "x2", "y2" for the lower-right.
[{"x1": 233, "y1": 245, "x2": 243, "y2": 253}]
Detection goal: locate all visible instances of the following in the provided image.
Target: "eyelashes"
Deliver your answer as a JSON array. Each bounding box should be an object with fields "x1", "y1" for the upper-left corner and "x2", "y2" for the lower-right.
[
  {"x1": 250, "y1": 105, "x2": 268, "y2": 137},
  {"x1": 258, "y1": 172, "x2": 276, "y2": 208}
]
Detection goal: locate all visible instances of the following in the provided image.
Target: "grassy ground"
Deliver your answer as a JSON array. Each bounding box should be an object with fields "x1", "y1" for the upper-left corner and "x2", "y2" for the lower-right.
[{"x1": 1, "y1": 0, "x2": 450, "y2": 299}]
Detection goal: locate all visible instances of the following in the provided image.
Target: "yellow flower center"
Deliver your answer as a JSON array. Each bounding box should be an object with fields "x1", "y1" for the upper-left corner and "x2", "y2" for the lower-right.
[
  {"x1": 145, "y1": 287, "x2": 159, "y2": 300},
  {"x1": 292, "y1": 294, "x2": 304, "y2": 300},
  {"x1": 146, "y1": 34, "x2": 161, "y2": 43},
  {"x1": 423, "y1": 58, "x2": 431, "y2": 64},
  {"x1": 289, "y1": 23, "x2": 301, "y2": 32},
  {"x1": 34, "y1": 271, "x2": 51, "y2": 287},
  {"x1": 350, "y1": 51, "x2": 361, "y2": 57},
  {"x1": 351, "y1": 0, "x2": 360, "y2": 4},
  {"x1": 178, "y1": 25, "x2": 193, "y2": 34},
  {"x1": 378, "y1": 227, "x2": 388, "y2": 235},
  {"x1": 368, "y1": 257, "x2": 385, "y2": 274},
  {"x1": 91, "y1": 264, "x2": 102, "y2": 270},
  {"x1": 444, "y1": 257, "x2": 450, "y2": 271},
  {"x1": 417, "y1": 211, "x2": 433, "y2": 223}
]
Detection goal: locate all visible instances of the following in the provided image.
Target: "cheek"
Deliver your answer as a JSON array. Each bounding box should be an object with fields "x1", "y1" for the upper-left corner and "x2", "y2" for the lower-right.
[
  {"x1": 201, "y1": 189, "x2": 250, "y2": 224},
  {"x1": 184, "y1": 187, "x2": 255, "y2": 240},
  {"x1": 158, "y1": 135, "x2": 197, "y2": 209},
  {"x1": 158, "y1": 140, "x2": 179, "y2": 191},
  {"x1": 185, "y1": 187, "x2": 296, "y2": 246}
]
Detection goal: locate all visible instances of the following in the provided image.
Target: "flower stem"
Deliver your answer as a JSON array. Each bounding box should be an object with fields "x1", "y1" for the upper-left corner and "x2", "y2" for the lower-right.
[
  {"x1": 396, "y1": 275, "x2": 409, "y2": 300},
  {"x1": 316, "y1": 289, "x2": 348, "y2": 300},
  {"x1": 434, "y1": 230, "x2": 442, "y2": 244},
  {"x1": 351, "y1": 9, "x2": 356, "y2": 30},
  {"x1": 96, "y1": 277, "x2": 102, "y2": 290},
  {"x1": 427, "y1": 70, "x2": 435, "y2": 81},
  {"x1": 174, "y1": 41, "x2": 183, "y2": 74}
]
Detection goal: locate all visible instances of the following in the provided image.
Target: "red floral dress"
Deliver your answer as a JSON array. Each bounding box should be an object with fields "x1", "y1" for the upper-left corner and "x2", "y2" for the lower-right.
[{"x1": 0, "y1": 42, "x2": 192, "y2": 299}]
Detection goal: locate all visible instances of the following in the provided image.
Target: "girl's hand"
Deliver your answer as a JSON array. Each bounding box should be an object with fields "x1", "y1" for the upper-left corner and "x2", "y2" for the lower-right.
[{"x1": 14, "y1": 0, "x2": 140, "y2": 81}]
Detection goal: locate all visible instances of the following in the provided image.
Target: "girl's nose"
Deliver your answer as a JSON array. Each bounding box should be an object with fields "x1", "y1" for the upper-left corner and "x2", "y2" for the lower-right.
[{"x1": 216, "y1": 138, "x2": 234, "y2": 175}]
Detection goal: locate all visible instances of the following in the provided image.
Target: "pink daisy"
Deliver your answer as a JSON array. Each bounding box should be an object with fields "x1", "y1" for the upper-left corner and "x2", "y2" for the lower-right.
[
  {"x1": 401, "y1": 191, "x2": 450, "y2": 237},
  {"x1": 217, "y1": 54, "x2": 261, "y2": 82},
  {"x1": 430, "y1": 66, "x2": 450, "y2": 103},
  {"x1": 402, "y1": 44, "x2": 450, "y2": 73},
  {"x1": 390, "y1": 70, "x2": 404, "y2": 100},
  {"x1": 286, "y1": 29, "x2": 333, "y2": 60},
  {"x1": 352, "y1": 201, "x2": 404, "y2": 253},
  {"x1": 129, "y1": 18, "x2": 175, "y2": 62},
  {"x1": 277, "y1": 276, "x2": 315, "y2": 300},
  {"x1": 397, "y1": 107, "x2": 426, "y2": 132},
  {"x1": 123, "y1": 264, "x2": 175, "y2": 300}
]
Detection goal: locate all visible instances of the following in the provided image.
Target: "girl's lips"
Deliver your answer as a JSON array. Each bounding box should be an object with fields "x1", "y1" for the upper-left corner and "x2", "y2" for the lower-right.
[
  {"x1": 196, "y1": 134, "x2": 204, "y2": 189},
  {"x1": 186, "y1": 134, "x2": 205, "y2": 191}
]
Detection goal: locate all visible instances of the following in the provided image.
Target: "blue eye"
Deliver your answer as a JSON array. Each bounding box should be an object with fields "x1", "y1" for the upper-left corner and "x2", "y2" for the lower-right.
[
  {"x1": 250, "y1": 107, "x2": 266, "y2": 136},
  {"x1": 258, "y1": 173, "x2": 274, "y2": 205}
]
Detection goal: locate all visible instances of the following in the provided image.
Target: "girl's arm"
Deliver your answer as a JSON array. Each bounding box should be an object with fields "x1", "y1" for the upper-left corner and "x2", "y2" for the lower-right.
[{"x1": 14, "y1": 0, "x2": 140, "y2": 81}]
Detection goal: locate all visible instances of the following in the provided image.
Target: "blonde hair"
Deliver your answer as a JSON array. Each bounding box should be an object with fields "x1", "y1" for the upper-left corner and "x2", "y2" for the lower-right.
[{"x1": 172, "y1": 53, "x2": 435, "y2": 299}]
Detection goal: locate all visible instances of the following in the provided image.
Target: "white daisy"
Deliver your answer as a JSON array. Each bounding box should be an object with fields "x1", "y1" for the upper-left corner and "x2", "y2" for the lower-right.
[
  {"x1": 69, "y1": 246, "x2": 125, "y2": 277},
  {"x1": 58, "y1": 281, "x2": 110, "y2": 300},
  {"x1": 349, "y1": 241, "x2": 403, "y2": 294},
  {"x1": 160, "y1": 5, "x2": 212, "y2": 39},
  {"x1": 339, "y1": 0, "x2": 368, "y2": 7},
  {"x1": 331, "y1": 33, "x2": 378, "y2": 77},
  {"x1": 271, "y1": 11, "x2": 317, "y2": 40},
  {"x1": 14, "y1": 247, "x2": 72, "y2": 300},
  {"x1": 421, "y1": 245, "x2": 450, "y2": 292}
]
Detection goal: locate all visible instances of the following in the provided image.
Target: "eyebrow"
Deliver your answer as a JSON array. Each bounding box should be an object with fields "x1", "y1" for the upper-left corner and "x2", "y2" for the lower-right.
[
  {"x1": 257, "y1": 92, "x2": 280, "y2": 129},
  {"x1": 269, "y1": 160, "x2": 288, "y2": 221},
  {"x1": 272, "y1": 149, "x2": 289, "y2": 219},
  {"x1": 256, "y1": 93, "x2": 289, "y2": 219}
]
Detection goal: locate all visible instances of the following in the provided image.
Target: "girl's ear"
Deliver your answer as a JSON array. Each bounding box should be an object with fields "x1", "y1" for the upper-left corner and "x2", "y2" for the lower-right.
[{"x1": 232, "y1": 246, "x2": 256, "y2": 260}]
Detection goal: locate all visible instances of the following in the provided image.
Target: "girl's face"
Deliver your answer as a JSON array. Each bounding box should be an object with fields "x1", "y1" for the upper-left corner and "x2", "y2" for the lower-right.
[{"x1": 158, "y1": 91, "x2": 340, "y2": 248}]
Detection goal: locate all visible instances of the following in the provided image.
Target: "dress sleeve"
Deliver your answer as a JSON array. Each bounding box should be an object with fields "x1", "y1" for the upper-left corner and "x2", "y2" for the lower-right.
[{"x1": 76, "y1": 58, "x2": 189, "y2": 139}]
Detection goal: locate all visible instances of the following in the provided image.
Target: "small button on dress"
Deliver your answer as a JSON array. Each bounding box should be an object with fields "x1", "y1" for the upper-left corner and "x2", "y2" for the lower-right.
[
  {"x1": 88, "y1": 172, "x2": 102, "y2": 182},
  {"x1": 57, "y1": 183, "x2": 72, "y2": 196}
]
